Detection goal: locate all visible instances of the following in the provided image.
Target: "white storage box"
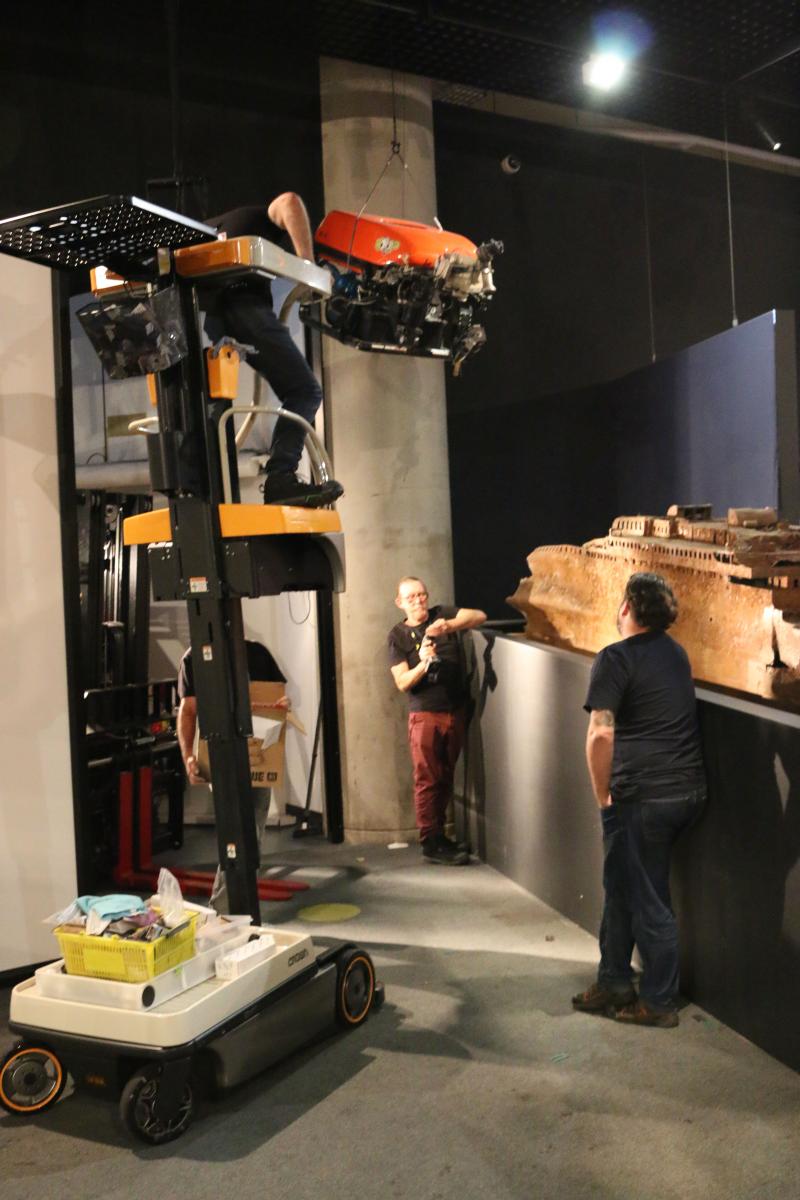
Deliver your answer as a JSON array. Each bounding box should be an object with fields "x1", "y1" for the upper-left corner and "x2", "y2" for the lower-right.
[
  {"x1": 35, "y1": 930, "x2": 251, "y2": 1011},
  {"x1": 215, "y1": 934, "x2": 276, "y2": 980}
]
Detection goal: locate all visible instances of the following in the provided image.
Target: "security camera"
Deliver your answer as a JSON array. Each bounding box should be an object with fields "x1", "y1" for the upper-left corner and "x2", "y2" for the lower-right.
[{"x1": 501, "y1": 154, "x2": 521, "y2": 175}]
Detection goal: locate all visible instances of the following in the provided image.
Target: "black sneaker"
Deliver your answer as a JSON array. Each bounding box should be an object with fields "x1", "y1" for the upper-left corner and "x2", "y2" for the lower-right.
[
  {"x1": 421, "y1": 836, "x2": 469, "y2": 866},
  {"x1": 437, "y1": 833, "x2": 470, "y2": 856},
  {"x1": 263, "y1": 472, "x2": 343, "y2": 507}
]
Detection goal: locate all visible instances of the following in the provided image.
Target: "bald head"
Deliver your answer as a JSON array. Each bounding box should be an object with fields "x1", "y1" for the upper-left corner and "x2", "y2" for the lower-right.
[{"x1": 395, "y1": 577, "x2": 430, "y2": 625}]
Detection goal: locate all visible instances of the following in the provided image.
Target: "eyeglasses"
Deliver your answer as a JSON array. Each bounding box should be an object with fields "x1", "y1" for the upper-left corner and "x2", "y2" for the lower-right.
[{"x1": 401, "y1": 592, "x2": 428, "y2": 602}]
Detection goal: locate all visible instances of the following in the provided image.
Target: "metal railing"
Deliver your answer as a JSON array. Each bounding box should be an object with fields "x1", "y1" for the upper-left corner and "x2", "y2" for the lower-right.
[{"x1": 128, "y1": 405, "x2": 334, "y2": 505}]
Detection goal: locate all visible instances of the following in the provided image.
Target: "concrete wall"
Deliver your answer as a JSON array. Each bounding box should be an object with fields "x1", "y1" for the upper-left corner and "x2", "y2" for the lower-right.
[
  {"x1": 0, "y1": 259, "x2": 78, "y2": 973},
  {"x1": 319, "y1": 58, "x2": 454, "y2": 841}
]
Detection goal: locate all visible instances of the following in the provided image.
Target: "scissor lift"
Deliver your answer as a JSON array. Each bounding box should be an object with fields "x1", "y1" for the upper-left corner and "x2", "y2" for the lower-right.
[{"x1": 0, "y1": 195, "x2": 381, "y2": 1144}]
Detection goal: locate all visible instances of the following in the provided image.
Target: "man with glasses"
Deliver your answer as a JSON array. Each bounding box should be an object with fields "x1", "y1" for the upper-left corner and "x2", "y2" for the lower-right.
[{"x1": 388, "y1": 577, "x2": 486, "y2": 865}]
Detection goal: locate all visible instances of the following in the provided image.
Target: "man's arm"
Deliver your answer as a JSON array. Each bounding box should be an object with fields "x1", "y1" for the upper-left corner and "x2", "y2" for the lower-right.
[
  {"x1": 390, "y1": 639, "x2": 438, "y2": 693},
  {"x1": 177, "y1": 696, "x2": 204, "y2": 786},
  {"x1": 425, "y1": 607, "x2": 487, "y2": 638},
  {"x1": 585, "y1": 708, "x2": 615, "y2": 808},
  {"x1": 267, "y1": 192, "x2": 314, "y2": 261}
]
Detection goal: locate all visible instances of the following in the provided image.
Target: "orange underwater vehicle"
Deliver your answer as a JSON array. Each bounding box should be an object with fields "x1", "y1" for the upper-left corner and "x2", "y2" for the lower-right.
[
  {"x1": 507, "y1": 504, "x2": 800, "y2": 708},
  {"x1": 300, "y1": 210, "x2": 502, "y2": 374}
]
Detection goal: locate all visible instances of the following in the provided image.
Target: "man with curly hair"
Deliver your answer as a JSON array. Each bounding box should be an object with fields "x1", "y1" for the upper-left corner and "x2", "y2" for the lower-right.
[{"x1": 572, "y1": 572, "x2": 706, "y2": 1027}]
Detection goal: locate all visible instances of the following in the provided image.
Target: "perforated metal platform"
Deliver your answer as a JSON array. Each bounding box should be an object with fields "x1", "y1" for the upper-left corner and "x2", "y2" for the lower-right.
[{"x1": 0, "y1": 194, "x2": 217, "y2": 273}]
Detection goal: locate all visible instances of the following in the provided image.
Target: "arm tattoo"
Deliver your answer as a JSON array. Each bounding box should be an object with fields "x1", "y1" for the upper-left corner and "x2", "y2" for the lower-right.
[{"x1": 594, "y1": 709, "x2": 615, "y2": 728}]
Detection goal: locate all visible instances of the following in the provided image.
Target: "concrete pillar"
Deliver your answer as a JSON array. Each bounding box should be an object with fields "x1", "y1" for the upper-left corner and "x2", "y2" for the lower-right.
[{"x1": 319, "y1": 57, "x2": 453, "y2": 842}]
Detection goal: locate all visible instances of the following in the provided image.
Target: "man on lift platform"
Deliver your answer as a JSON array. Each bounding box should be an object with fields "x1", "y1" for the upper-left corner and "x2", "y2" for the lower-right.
[{"x1": 203, "y1": 192, "x2": 343, "y2": 508}]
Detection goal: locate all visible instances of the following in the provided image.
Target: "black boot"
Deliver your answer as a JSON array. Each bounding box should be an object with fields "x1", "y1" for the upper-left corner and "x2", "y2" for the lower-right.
[{"x1": 263, "y1": 471, "x2": 343, "y2": 507}]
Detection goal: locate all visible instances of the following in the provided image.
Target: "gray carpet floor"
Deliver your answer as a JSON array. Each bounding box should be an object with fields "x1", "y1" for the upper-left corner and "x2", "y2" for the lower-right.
[{"x1": 2, "y1": 833, "x2": 799, "y2": 1199}]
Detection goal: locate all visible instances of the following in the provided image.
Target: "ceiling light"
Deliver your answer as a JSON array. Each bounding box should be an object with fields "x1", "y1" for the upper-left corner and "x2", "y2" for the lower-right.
[
  {"x1": 754, "y1": 120, "x2": 782, "y2": 152},
  {"x1": 582, "y1": 52, "x2": 628, "y2": 91}
]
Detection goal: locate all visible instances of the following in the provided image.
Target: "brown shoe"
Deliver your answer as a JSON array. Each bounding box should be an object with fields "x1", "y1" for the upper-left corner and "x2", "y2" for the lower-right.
[
  {"x1": 572, "y1": 982, "x2": 637, "y2": 1013},
  {"x1": 614, "y1": 1000, "x2": 679, "y2": 1028}
]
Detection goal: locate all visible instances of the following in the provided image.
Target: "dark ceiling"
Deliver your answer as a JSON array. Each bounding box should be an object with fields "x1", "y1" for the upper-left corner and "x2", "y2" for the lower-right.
[{"x1": 315, "y1": 1, "x2": 800, "y2": 155}]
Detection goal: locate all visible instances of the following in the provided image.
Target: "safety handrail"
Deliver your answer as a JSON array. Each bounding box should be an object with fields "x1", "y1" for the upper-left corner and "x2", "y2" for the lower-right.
[
  {"x1": 128, "y1": 416, "x2": 160, "y2": 434},
  {"x1": 217, "y1": 406, "x2": 333, "y2": 505},
  {"x1": 128, "y1": 409, "x2": 334, "y2": 506}
]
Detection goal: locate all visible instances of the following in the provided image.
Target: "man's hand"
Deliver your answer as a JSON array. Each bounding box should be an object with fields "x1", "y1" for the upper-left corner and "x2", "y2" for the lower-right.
[
  {"x1": 183, "y1": 754, "x2": 204, "y2": 787},
  {"x1": 419, "y1": 636, "x2": 438, "y2": 664},
  {"x1": 425, "y1": 617, "x2": 451, "y2": 638}
]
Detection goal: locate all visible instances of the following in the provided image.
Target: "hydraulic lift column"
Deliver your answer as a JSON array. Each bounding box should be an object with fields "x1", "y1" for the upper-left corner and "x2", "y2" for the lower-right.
[
  {"x1": 0, "y1": 196, "x2": 341, "y2": 926},
  {"x1": 148, "y1": 282, "x2": 261, "y2": 921}
]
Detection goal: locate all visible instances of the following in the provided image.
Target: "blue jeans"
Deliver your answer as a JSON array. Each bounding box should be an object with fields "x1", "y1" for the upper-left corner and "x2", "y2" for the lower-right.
[
  {"x1": 597, "y1": 789, "x2": 706, "y2": 1010},
  {"x1": 205, "y1": 289, "x2": 323, "y2": 477}
]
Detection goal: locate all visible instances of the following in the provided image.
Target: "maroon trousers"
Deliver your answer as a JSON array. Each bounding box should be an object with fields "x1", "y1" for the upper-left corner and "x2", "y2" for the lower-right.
[{"x1": 407, "y1": 709, "x2": 465, "y2": 841}]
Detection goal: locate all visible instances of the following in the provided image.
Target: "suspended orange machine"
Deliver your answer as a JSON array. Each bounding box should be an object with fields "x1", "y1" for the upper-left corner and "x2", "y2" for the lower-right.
[{"x1": 301, "y1": 210, "x2": 503, "y2": 374}]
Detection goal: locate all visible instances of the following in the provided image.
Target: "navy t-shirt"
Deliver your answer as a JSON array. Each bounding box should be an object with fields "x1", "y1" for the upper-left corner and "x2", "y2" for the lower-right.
[
  {"x1": 387, "y1": 605, "x2": 465, "y2": 713},
  {"x1": 584, "y1": 631, "x2": 705, "y2": 802}
]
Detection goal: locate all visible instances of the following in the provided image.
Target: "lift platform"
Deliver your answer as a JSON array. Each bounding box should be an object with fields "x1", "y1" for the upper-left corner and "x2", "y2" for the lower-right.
[{"x1": 0, "y1": 194, "x2": 381, "y2": 1145}]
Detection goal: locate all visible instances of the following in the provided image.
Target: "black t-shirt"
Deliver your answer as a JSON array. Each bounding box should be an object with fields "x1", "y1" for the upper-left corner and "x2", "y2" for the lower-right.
[
  {"x1": 202, "y1": 205, "x2": 291, "y2": 308},
  {"x1": 387, "y1": 605, "x2": 465, "y2": 714},
  {"x1": 177, "y1": 640, "x2": 285, "y2": 700},
  {"x1": 584, "y1": 631, "x2": 705, "y2": 802}
]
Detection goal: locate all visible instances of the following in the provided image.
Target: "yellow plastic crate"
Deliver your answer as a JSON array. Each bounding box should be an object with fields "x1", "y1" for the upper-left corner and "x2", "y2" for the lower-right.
[{"x1": 55, "y1": 913, "x2": 198, "y2": 983}]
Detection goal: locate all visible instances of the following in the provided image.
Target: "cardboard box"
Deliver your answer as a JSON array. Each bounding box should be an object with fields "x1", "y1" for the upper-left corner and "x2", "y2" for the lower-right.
[{"x1": 195, "y1": 681, "x2": 305, "y2": 790}]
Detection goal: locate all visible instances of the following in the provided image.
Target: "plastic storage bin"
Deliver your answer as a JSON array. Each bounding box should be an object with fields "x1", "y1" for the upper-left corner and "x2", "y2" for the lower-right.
[{"x1": 54, "y1": 913, "x2": 198, "y2": 983}]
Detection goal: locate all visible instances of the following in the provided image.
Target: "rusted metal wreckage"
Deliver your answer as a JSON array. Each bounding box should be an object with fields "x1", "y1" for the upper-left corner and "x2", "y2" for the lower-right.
[{"x1": 507, "y1": 504, "x2": 800, "y2": 707}]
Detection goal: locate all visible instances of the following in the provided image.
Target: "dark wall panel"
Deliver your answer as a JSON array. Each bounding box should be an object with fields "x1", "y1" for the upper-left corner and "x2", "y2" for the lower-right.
[
  {"x1": 0, "y1": 2, "x2": 323, "y2": 225},
  {"x1": 674, "y1": 704, "x2": 800, "y2": 1072},
  {"x1": 434, "y1": 104, "x2": 653, "y2": 417},
  {"x1": 450, "y1": 312, "x2": 791, "y2": 618},
  {"x1": 435, "y1": 101, "x2": 800, "y2": 413},
  {"x1": 610, "y1": 311, "x2": 780, "y2": 517},
  {"x1": 449, "y1": 383, "x2": 612, "y2": 614},
  {"x1": 437, "y1": 102, "x2": 800, "y2": 617},
  {"x1": 450, "y1": 314, "x2": 786, "y2": 619}
]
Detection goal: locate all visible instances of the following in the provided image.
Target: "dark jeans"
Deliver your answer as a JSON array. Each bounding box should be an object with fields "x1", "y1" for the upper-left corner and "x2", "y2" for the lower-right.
[
  {"x1": 205, "y1": 289, "x2": 322, "y2": 477},
  {"x1": 407, "y1": 709, "x2": 465, "y2": 841},
  {"x1": 597, "y1": 788, "x2": 706, "y2": 1011}
]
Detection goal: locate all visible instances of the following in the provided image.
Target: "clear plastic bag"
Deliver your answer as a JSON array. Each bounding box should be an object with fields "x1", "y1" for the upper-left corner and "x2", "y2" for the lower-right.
[
  {"x1": 42, "y1": 900, "x2": 85, "y2": 928},
  {"x1": 152, "y1": 868, "x2": 186, "y2": 929},
  {"x1": 77, "y1": 284, "x2": 187, "y2": 379},
  {"x1": 194, "y1": 914, "x2": 252, "y2": 954}
]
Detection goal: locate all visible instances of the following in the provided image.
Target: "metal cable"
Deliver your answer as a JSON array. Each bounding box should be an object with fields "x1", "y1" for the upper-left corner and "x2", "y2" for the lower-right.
[{"x1": 723, "y1": 94, "x2": 739, "y2": 328}]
